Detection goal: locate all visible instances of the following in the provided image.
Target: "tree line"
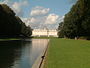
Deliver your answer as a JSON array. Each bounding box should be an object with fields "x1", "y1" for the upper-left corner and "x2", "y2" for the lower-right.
[
  {"x1": 58, "y1": 0, "x2": 90, "y2": 39},
  {"x1": 0, "y1": 4, "x2": 32, "y2": 38}
]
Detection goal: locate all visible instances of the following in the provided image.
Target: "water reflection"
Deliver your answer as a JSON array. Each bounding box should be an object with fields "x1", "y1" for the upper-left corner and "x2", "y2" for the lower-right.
[
  {"x1": 0, "y1": 40, "x2": 23, "y2": 68},
  {"x1": 0, "y1": 39, "x2": 49, "y2": 68}
]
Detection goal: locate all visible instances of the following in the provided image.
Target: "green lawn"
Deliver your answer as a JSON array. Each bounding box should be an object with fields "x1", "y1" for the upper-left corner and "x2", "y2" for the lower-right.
[
  {"x1": 32, "y1": 37, "x2": 56, "y2": 39},
  {"x1": 0, "y1": 38, "x2": 22, "y2": 41},
  {"x1": 44, "y1": 38, "x2": 90, "y2": 68}
]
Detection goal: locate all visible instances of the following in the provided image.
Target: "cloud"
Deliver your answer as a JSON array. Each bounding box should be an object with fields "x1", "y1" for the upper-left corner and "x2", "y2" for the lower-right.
[
  {"x1": 30, "y1": 6, "x2": 50, "y2": 16},
  {"x1": 12, "y1": 2, "x2": 23, "y2": 17},
  {"x1": 21, "y1": 14, "x2": 65, "y2": 29},
  {"x1": 45, "y1": 14, "x2": 59, "y2": 24},
  {"x1": 21, "y1": 17, "x2": 37, "y2": 26},
  {"x1": 21, "y1": 17, "x2": 46, "y2": 28},
  {"x1": 21, "y1": 1, "x2": 29, "y2": 6},
  {"x1": 59, "y1": 16, "x2": 65, "y2": 22},
  {"x1": 0, "y1": 0, "x2": 64, "y2": 29},
  {"x1": 0, "y1": 0, "x2": 10, "y2": 4},
  {"x1": 11, "y1": 1, "x2": 29, "y2": 17},
  {"x1": 44, "y1": 15, "x2": 64, "y2": 29},
  {"x1": 22, "y1": 17, "x2": 39, "y2": 23},
  {"x1": 0, "y1": 0, "x2": 29, "y2": 17}
]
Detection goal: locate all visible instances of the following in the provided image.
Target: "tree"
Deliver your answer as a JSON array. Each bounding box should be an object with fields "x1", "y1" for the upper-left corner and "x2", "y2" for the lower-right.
[
  {"x1": 0, "y1": 4, "x2": 32, "y2": 38},
  {"x1": 58, "y1": 0, "x2": 90, "y2": 39}
]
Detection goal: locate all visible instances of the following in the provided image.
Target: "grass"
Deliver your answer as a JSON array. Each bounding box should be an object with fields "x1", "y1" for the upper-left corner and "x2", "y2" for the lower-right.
[
  {"x1": 0, "y1": 38, "x2": 21, "y2": 41},
  {"x1": 44, "y1": 38, "x2": 90, "y2": 68},
  {"x1": 32, "y1": 36, "x2": 57, "y2": 39}
]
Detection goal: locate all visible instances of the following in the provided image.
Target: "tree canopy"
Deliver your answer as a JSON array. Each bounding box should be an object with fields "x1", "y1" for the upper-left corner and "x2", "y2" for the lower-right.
[
  {"x1": 0, "y1": 4, "x2": 32, "y2": 38},
  {"x1": 58, "y1": 0, "x2": 90, "y2": 39}
]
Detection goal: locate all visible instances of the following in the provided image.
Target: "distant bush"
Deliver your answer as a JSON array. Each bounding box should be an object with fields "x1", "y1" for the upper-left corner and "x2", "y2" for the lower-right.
[{"x1": 78, "y1": 36, "x2": 90, "y2": 40}]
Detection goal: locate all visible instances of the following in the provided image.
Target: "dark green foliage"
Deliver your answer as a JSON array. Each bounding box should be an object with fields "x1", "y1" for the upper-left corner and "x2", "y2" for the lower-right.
[
  {"x1": 0, "y1": 4, "x2": 32, "y2": 38},
  {"x1": 58, "y1": 22, "x2": 64, "y2": 38},
  {"x1": 58, "y1": 0, "x2": 90, "y2": 39}
]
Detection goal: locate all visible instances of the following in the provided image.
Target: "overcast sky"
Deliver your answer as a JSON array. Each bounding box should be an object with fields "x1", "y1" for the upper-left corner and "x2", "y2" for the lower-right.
[{"x1": 0, "y1": 0, "x2": 77, "y2": 29}]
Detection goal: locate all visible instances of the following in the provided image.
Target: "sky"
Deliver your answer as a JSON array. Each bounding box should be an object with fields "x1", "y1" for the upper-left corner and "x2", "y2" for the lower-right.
[{"x1": 0, "y1": 0, "x2": 77, "y2": 29}]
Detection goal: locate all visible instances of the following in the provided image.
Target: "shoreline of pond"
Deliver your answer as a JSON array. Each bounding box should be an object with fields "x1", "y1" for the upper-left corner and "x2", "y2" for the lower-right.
[{"x1": 32, "y1": 39, "x2": 49, "y2": 68}]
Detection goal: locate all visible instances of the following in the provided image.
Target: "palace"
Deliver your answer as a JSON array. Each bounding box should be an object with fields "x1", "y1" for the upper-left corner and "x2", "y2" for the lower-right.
[{"x1": 32, "y1": 29, "x2": 58, "y2": 37}]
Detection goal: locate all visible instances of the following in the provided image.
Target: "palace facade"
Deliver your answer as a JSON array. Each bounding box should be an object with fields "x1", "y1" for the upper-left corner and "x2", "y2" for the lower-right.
[{"x1": 32, "y1": 29, "x2": 58, "y2": 37}]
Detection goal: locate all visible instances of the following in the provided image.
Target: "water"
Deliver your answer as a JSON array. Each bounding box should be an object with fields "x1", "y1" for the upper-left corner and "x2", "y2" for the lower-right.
[{"x1": 0, "y1": 39, "x2": 49, "y2": 68}]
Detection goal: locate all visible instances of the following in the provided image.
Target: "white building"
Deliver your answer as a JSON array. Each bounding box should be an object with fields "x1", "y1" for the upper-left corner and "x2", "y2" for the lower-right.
[{"x1": 32, "y1": 29, "x2": 58, "y2": 37}]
